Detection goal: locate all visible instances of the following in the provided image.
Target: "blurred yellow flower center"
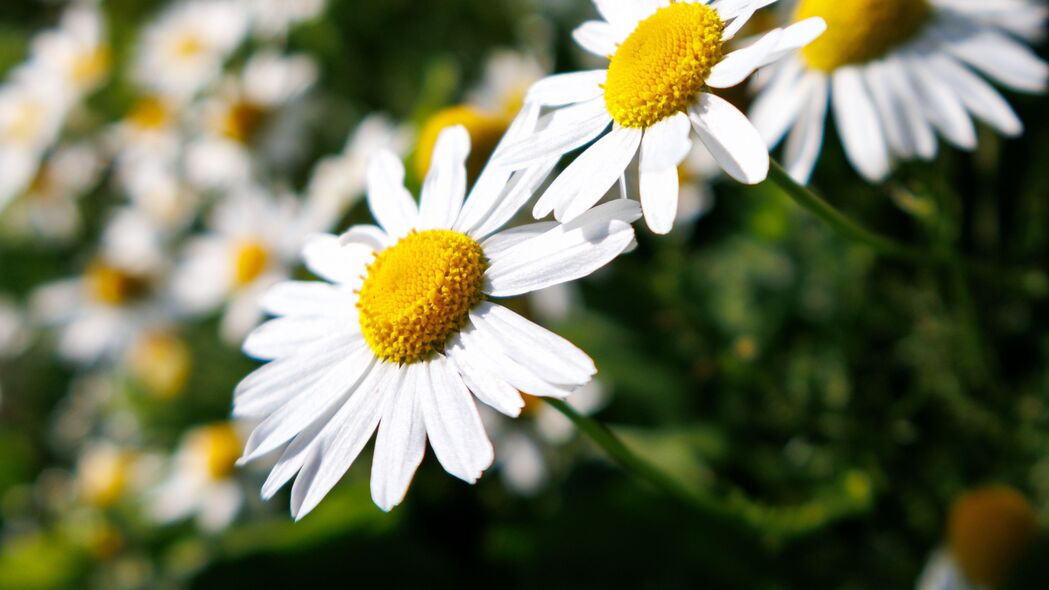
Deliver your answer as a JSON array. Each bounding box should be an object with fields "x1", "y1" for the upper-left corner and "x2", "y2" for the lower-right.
[
  {"x1": 232, "y1": 240, "x2": 269, "y2": 287},
  {"x1": 128, "y1": 97, "x2": 171, "y2": 130},
  {"x1": 129, "y1": 331, "x2": 191, "y2": 400},
  {"x1": 948, "y1": 486, "x2": 1038, "y2": 588},
  {"x1": 79, "y1": 448, "x2": 134, "y2": 508},
  {"x1": 7, "y1": 101, "x2": 45, "y2": 144},
  {"x1": 358, "y1": 230, "x2": 487, "y2": 365},
  {"x1": 796, "y1": 0, "x2": 932, "y2": 71},
  {"x1": 86, "y1": 262, "x2": 147, "y2": 306},
  {"x1": 174, "y1": 34, "x2": 204, "y2": 59},
  {"x1": 414, "y1": 105, "x2": 508, "y2": 181},
  {"x1": 221, "y1": 100, "x2": 269, "y2": 144},
  {"x1": 188, "y1": 424, "x2": 242, "y2": 479},
  {"x1": 71, "y1": 45, "x2": 111, "y2": 86},
  {"x1": 604, "y1": 2, "x2": 724, "y2": 128}
]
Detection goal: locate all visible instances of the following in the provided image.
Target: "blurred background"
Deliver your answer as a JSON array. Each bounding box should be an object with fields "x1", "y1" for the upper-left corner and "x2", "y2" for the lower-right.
[{"x1": 1, "y1": 0, "x2": 1048, "y2": 588}]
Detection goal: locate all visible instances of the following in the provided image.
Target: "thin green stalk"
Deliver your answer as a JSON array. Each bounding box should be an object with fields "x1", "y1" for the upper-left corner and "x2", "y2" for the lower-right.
[
  {"x1": 766, "y1": 160, "x2": 1046, "y2": 297},
  {"x1": 545, "y1": 398, "x2": 873, "y2": 547}
]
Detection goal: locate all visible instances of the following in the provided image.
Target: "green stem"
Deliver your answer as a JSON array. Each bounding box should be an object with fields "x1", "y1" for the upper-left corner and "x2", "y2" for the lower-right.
[
  {"x1": 545, "y1": 398, "x2": 873, "y2": 546},
  {"x1": 766, "y1": 160, "x2": 1046, "y2": 297}
]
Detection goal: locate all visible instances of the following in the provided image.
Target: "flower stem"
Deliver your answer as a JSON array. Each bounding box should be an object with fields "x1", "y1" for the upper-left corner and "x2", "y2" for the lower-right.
[
  {"x1": 766, "y1": 160, "x2": 1047, "y2": 297},
  {"x1": 545, "y1": 398, "x2": 873, "y2": 547}
]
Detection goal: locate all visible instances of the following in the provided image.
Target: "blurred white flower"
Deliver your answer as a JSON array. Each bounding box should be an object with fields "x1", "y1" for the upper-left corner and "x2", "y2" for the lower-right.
[
  {"x1": 76, "y1": 442, "x2": 146, "y2": 509},
  {"x1": 241, "y1": 0, "x2": 326, "y2": 39},
  {"x1": 149, "y1": 423, "x2": 245, "y2": 532},
  {"x1": 171, "y1": 186, "x2": 316, "y2": 344},
  {"x1": 31, "y1": 254, "x2": 166, "y2": 366},
  {"x1": 306, "y1": 114, "x2": 412, "y2": 230},
  {"x1": 134, "y1": 0, "x2": 248, "y2": 101},
  {"x1": 28, "y1": 3, "x2": 109, "y2": 98},
  {"x1": 0, "y1": 67, "x2": 69, "y2": 211},
  {"x1": 185, "y1": 51, "x2": 319, "y2": 191},
  {"x1": 1, "y1": 143, "x2": 102, "y2": 241}
]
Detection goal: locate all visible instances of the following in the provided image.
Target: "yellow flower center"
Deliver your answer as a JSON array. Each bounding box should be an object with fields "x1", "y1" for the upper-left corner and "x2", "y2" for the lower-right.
[
  {"x1": 129, "y1": 331, "x2": 191, "y2": 400},
  {"x1": 187, "y1": 424, "x2": 242, "y2": 479},
  {"x1": 71, "y1": 45, "x2": 110, "y2": 87},
  {"x1": 414, "y1": 105, "x2": 509, "y2": 182},
  {"x1": 86, "y1": 262, "x2": 148, "y2": 306},
  {"x1": 796, "y1": 0, "x2": 933, "y2": 72},
  {"x1": 78, "y1": 448, "x2": 134, "y2": 508},
  {"x1": 604, "y1": 2, "x2": 725, "y2": 129},
  {"x1": 174, "y1": 34, "x2": 205, "y2": 59},
  {"x1": 7, "y1": 101, "x2": 45, "y2": 144},
  {"x1": 221, "y1": 101, "x2": 269, "y2": 144},
  {"x1": 948, "y1": 486, "x2": 1038, "y2": 588},
  {"x1": 127, "y1": 97, "x2": 171, "y2": 130},
  {"x1": 358, "y1": 230, "x2": 487, "y2": 365},
  {"x1": 232, "y1": 240, "x2": 270, "y2": 287}
]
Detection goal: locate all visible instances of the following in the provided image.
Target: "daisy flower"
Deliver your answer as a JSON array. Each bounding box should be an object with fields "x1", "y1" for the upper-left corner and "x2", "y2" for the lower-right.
[
  {"x1": 149, "y1": 423, "x2": 246, "y2": 532},
  {"x1": 306, "y1": 113, "x2": 412, "y2": 230},
  {"x1": 0, "y1": 67, "x2": 69, "y2": 211},
  {"x1": 27, "y1": 3, "x2": 109, "y2": 99},
  {"x1": 76, "y1": 443, "x2": 143, "y2": 509},
  {"x1": 185, "y1": 51, "x2": 318, "y2": 191},
  {"x1": 31, "y1": 253, "x2": 165, "y2": 366},
  {"x1": 171, "y1": 186, "x2": 316, "y2": 344},
  {"x1": 414, "y1": 50, "x2": 547, "y2": 181},
  {"x1": 133, "y1": 0, "x2": 248, "y2": 101},
  {"x1": 1, "y1": 142, "x2": 102, "y2": 241},
  {"x1": 917, "y1": 486, "x2": 1038, "y2": 590},
  {"x1": 234, "y1": 124, "x2": 640, "y2": 516},
  {"x1": 750, "y1": 0, "x2": 1049, "y2": 183},
  {"x1": 494, "y1": 0, "x2": 826, "y2": 234}
]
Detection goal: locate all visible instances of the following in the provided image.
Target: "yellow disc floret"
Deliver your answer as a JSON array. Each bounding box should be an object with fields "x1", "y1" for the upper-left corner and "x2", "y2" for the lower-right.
[
  {"x1": 232, "y1": 240, "x2": 270, "y2": 287},
  {"x1": 947, "y1": 486, "x2": 1038, "y2": 588},
  {"x1": 221, "y1": 100, "x2": 269, "y2": 144},
  {"x1": 796, "y1": 0, "x2": 932, "y2": 72},
  {"x1": 187, "y1": 424, "x2": 242, "y2": 480},
  {"x1": 86, "y1": 262, "x2": 148, "y2": 306},
  {"x1": 604, "y1": 2, "x2": 725, "y2": 129},
  {"x1": 358, "y1": 230, "x2": 487, "y2": 365}
]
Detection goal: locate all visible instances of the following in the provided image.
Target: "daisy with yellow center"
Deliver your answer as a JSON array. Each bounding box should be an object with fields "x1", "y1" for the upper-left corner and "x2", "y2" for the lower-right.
[
  {"x1": 750, "y1": 0, "x2": 1049, "y2": 183},
  {"x1": 171, "y1": 186, "x2": 316, "y2": 345},
  {"x1": 917, "y1": 486, "x2": 1039, "y2": 590},
  {"x1": 186, "y1": 51, "x2": 318, "y2": 191},
  {"x1": 149, "y1": 424, "x2": 246, "y2": 532},
  {"x1": 234, "y1": 124, "x2": 640, "y2": 516},
  {"x1": 493, "y1": 0, "x2": 825, "y2": 234}
]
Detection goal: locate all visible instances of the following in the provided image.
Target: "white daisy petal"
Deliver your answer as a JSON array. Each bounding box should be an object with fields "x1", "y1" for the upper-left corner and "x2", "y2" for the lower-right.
[
  {"x1": 831, "y1": 67, "x2": 891, "y2": 182},
  {"x1": 370, "y1": 364, "x2": 427, "y2": 511},
  {"x1": 337, "y1": 225, "x2": 390, "y2": 250},
  {"x1": 459, "y1": 323, "x2": 575, "y2": 399},
  {"x1": 749, "y1": 58, "x2": 808, "y2": 147},
  {"x1": 925, "y1": 52, "x2": 1023, "y2": 136},
  {"x1": 243, "y1": 316, "x2": 340, "y2": 361},
  {"x1": 494, "y1": 98, "x2": 612, "y2": 169},
  {"x1": 420, "y1": 356, "x2": 494, "y2": 483},
  {"x1": 573, "y1": 21, "x2": 619, "y2": 58},
  {"x1": 782, "y1": 74, "x2": 829, "y2": 184},
  {"x1": 470, "y1": 301, "x2": 596, "y2": 385},
  {"x1": 366, "y1": 151, "x2": 418, "y2": 238},
  {"x1": 241, "y1": 342, "x2": 374, "y2": 463},
  {"x1": 480, "y1": 222, "x2": 558, "y2": 259},
  {"x1": 535, "y1": 125, "x2": 642, "y2": 222},
  {"x1": 878, "y1": 57, "x2": 937, "y2": 160},
  {"x1": 290, "y1": 363, "x2": 393, "y2": 519},
  {"x1": 301, "y1": 234, "x2": 373, "y2": 287},
  {"x1": 419, "y1": 125, "x2": 469, "y2": 230},
  {"x1": 258, "y1": 281, "x2": 348, "y2": 318},
  {"x1": 447, "y1": 337, "x2": 525, "y2": 417},
  {"x1": 863, "y1": 61, "x2": 916, "y2": 159},
  {"x1": 904, "y1": 53, "x2": 977, "y2": 149},
  {"x1": 487, "y1": 199, "x2": 641, "y2": 297},
  {"x1": 638, "y1": 112, "x2": 691, "y2": 234},
  {"x1": 525, "y1": 70, "x2": 607, "y2": 107},
  {"x1": 936, "y1": 21, "x2": 1049, "y2": 93},
  {"x1": 689, "y1": 93, "x2": 770, "y2": 184},
  {"x1": 707, "y1": 28, "x2": 786, "y2": 89},
  {"x1": 261, "y1": 397, "x2": 347, "y2": 500},
  {"x1": 639, "y1": 166, "x2": 680, "y2": 235}
]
